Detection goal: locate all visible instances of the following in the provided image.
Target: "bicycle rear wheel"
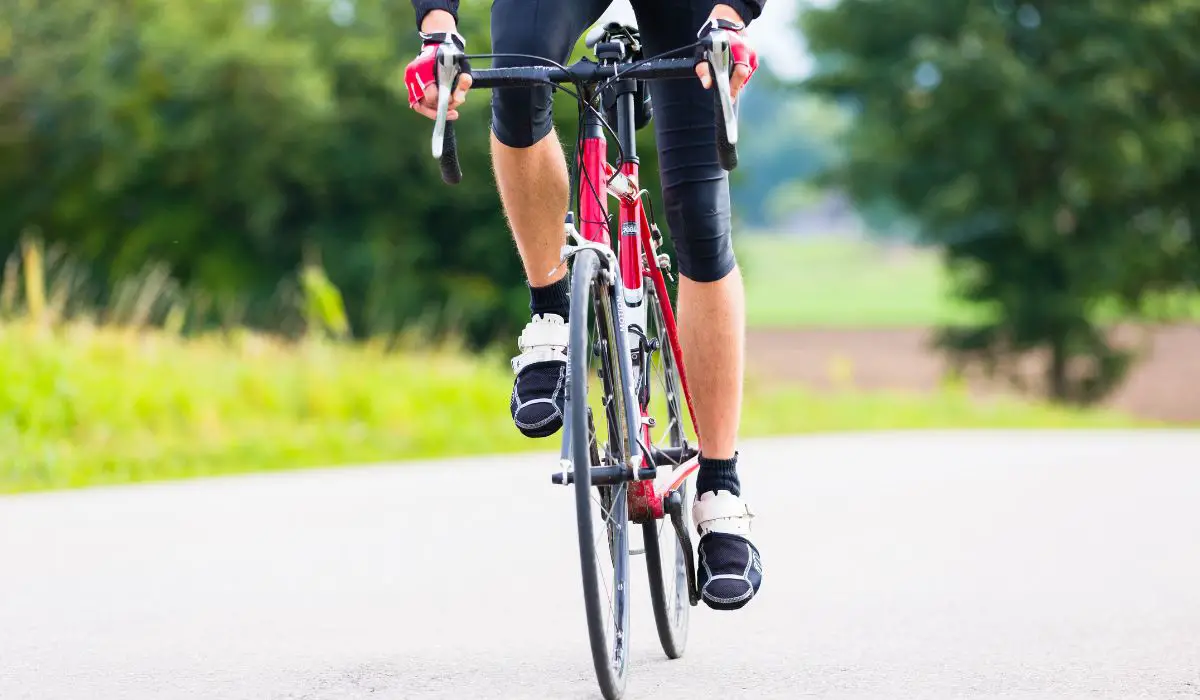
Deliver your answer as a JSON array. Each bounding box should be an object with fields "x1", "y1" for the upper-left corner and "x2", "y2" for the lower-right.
[
  {"x1": 640, "y1": 284, "x2": 695, "y2": 659},
  {"x1": 566, "y1": 249, "x2": 635, "y2": 700}
]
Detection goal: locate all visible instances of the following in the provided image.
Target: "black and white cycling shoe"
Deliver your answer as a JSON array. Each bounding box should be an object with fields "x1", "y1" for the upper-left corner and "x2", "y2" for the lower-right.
[
  {"x1": 693, "y1": 489, "x2": 762, "y2": 611},
  {"x1": 509, "y1": 313, "x2": 569, "y2": 438}
]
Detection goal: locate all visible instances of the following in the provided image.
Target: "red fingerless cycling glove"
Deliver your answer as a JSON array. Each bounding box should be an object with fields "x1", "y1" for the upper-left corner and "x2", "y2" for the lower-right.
[
  {"x1": 697, "y1": 18, "x2": 759, "y2": 86},
  {"x1": 404, "y1": 43, "x2": 439, "y2": 108},
  {"x1": 728, "y1": 32, "x2": 758, "y2": 83},
  {"x1": 404, "y1": 32, "x2": 466, "y2": 109}
]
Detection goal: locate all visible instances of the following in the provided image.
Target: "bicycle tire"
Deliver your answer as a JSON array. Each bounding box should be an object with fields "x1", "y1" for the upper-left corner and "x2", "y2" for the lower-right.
[
  {"x1": 640, "y1": 285, "x2": 693, "y2": 659},
  {"x1": 567, "y1": 249, "x2": 633, "y2": 700}
]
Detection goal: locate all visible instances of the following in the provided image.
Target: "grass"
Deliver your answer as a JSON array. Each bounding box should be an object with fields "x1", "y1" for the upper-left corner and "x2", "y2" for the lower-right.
[
  {"x1": 741, "y1": 376, "x2": 1154, "y2": 435},
  {"x1": 739, "y1": 233, "x2": 1200, "y2": 328},
  {"x1": 740, "y1": 235, "x2": 969, "y2": 328},
  {"x1": 0, "y1": 322, "x2": 523, "y2": 493},
  {"x1": 0, "y1": 235, "x2": 1170, "y2": 495},
  {"x1": 0, "y1": 318, "x2": 1158, "y2": 494}
]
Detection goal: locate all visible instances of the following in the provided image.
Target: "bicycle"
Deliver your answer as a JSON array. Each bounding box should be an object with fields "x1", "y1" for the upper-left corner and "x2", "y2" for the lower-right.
[{"x1": 423, "y1": 21, "x2": 742, "y2": 700}]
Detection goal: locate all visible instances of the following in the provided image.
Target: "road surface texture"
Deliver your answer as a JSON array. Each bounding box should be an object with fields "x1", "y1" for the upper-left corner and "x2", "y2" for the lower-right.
[{"x1": 3, "y1": 431, "x2": 1200, "y2": 699}]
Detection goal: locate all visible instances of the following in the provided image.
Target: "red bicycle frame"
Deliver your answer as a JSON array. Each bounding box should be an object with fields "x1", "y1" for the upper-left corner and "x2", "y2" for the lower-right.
[
  {"x1": 423, "y1": 42, "x2": 727, "y2": 525},
  {"x1": 577, "y1": 124, "x2": 701, "y2": 523}
]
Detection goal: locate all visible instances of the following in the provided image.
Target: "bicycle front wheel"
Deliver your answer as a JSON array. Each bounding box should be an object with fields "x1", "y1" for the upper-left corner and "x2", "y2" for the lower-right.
[{"x1": 566, "y1": 249, "x2": 634, "y2": 700}]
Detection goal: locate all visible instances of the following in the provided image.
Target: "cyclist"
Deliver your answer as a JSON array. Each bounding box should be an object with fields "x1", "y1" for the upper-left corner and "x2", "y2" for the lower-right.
[{"x1": 405, "y1": 0, "x2": 764, "y2": 612}]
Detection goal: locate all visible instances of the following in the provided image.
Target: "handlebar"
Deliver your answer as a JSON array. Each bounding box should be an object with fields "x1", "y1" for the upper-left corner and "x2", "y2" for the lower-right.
[
  {"x1": 467, "y1": 59, "x2": 697, "y2": 89},
  {"x1": 428, "y1": 29, "x2": 741, "y2": 185}
]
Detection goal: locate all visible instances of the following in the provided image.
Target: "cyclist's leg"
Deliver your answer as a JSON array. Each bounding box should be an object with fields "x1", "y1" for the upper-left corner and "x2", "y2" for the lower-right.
[
  {"x1": 632, "y1": 0, "x2": 761, "y2": 611},
  {"x1": 493, "y1": 0, "x2": 611, "y2": 438}
]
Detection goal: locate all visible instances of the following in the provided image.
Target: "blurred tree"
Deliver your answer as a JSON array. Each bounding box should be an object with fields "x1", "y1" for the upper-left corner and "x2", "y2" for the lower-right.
[
  {"x1": 802, "y1": 0, "x2": 1200, "y2": 403},
  {"x1": 733, "y1": 72, "x2": 849, "y2": 230},
  {"x1": 0, "y1": 0, "x2": 670, "y2": 348}
]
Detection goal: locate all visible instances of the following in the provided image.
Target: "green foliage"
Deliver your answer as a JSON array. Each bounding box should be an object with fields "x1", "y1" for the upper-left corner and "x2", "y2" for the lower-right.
[
  {"x1": 740, "y1": 234, "x2": 1200, "y2": 328},
  {"x1": 733, "y1": 74, "x2": 850, "y2": 228},
  {"x1": 741, "y1": 235, "x2": 981, "y2": 328},
  {"x1": 0, "y1": 319, "x2": 526, "y2": 493},
  {"x1": 300, "y1": 260, "x2": 350, "y2": 339},
  {"x1": 0, "y1": 0, "x2": 602, "y2": 348},
  {"x1": 0, "y1": 230, "x2": 1156, "y2": 494},
  {"x1": 0, "y1": 234, "x2": 1154, "y2": 494},
  {"x1": 802, "y1": 0, "x2": 1200, "y2": 403},
  {"x1": 0, "y1": 316, "x2": 1152, "y2": 493}
]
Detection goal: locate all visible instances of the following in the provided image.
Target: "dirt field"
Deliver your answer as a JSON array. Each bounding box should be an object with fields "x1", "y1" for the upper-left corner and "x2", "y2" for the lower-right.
[{"x1": 747, "y1": 325, "x2": 1200, "y2": 423}]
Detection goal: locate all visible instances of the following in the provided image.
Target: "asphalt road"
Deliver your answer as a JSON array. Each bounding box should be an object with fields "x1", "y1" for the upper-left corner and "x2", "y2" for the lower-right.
[{"x1": 3, "y1": 431, "x2": 1200, "y2": 699}]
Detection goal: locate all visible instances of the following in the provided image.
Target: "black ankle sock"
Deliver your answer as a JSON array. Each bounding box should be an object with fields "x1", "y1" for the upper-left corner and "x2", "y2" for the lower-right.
[
  {"x1": 696, "y1": 452, "x2": 740, "y2": 497},
  {"x1": 529, "y1": 277, "x2": 570, "y2": 320}
]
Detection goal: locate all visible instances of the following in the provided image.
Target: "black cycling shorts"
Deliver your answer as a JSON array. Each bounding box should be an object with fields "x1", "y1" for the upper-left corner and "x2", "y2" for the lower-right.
[{"x1": 490, "y1": 0, "x2": 736, "y2": 283}]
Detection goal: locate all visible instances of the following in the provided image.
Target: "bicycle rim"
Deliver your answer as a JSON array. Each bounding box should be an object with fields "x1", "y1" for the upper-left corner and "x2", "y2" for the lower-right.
[
  {"x1": 640, "y1": 285, "x2": 692, "y2": 659},
  {"x1": 567, "y1": 250, "x2": 632, "y2": 700}
]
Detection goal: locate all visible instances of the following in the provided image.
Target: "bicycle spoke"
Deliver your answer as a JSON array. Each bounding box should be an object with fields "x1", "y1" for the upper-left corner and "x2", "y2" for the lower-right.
[
  {"x1": 588, "y1": 487, "x2": 621, "y2": 663},
  {"x1": 656, "y1": 418, "x2": 680, "y2": 455},
  {"x1": 593, "y1": 494, "x2": 618, "y2": 554}
]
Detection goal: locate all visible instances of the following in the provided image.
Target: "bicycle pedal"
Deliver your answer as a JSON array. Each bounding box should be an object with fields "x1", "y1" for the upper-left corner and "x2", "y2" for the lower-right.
[{"x1": 552, "y1": 459, "x2": 574, "y2": 485}]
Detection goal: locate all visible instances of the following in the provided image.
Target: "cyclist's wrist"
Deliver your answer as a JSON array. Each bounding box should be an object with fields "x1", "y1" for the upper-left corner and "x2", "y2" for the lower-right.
[
  {"x1": 710, "y1": 2, "x2": 749, "y2": 27},
  {"x1": 419, "y1": 9, "x2": 457, "y2": 35}
]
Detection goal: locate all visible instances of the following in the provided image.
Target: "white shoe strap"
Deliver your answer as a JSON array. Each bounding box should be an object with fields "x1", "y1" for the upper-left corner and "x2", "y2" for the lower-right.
[
  {"x1": 692, "y1": 490, "x2": 754, "y2": 537},
  {"x1": 512, "y1": 347, "x2": 566, "y2": 374},
  {"x1": 511, "y1": 314, "x2": 569, "y2": 375},
  {"x1": 517, "y1": 314, "x2": 568, "y2": 352}
]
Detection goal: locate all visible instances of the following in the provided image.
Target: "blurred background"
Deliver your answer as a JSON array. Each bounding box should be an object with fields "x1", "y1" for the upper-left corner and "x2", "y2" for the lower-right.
[{"x1": 2, "y1": 0, "x2": 1197, "y2": 493}]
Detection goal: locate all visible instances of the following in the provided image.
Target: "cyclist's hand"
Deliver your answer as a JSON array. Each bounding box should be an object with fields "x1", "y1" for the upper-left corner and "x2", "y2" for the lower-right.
[
  {"x1": 404, "y1": 37, "x2": 473, "y2": 121},
  {"x1": 694, "y1": 11, "x2": 759, "y2": 102}
]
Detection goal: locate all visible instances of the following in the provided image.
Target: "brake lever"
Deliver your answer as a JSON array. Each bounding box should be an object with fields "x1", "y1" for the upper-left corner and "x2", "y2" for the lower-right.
[
  {"x1": 706, "y1": 30, "x2": 738, "y2": 146},
  {"x1": 431, "y1": 41, "x2": 463, "y2": 159}
]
